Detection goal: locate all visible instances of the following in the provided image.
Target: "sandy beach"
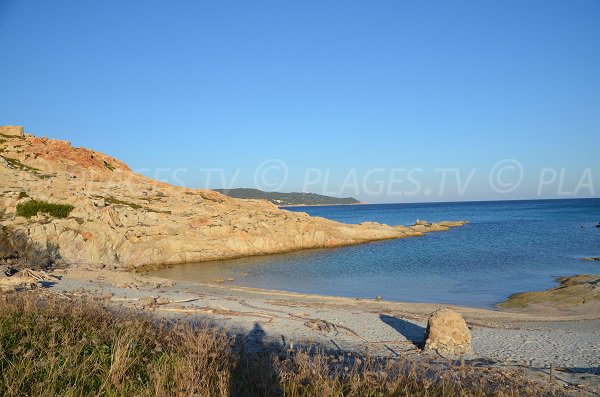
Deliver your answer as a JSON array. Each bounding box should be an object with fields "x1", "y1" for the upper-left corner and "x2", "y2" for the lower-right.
[{"x1": 38, "y1": 265, "x2": 600, "y2": 395}]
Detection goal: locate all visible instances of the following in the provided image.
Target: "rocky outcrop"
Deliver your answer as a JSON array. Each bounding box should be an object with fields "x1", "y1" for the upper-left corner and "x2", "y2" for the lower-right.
[
  {"x1": 0, "y1": 126, "x2": 467, "y2": 270},
  {"x1": 498, "y1": 274, "x2": 600, "y2": 310},
  {"x1": 410, "y1": 220, "x2": 467, "y2": 233},
  {"x1": 0, "y1": 126, "x2": 24, "y2": 138},
  {"x1": 423, "y1": 308, "x2": 472, "y2": 356}
]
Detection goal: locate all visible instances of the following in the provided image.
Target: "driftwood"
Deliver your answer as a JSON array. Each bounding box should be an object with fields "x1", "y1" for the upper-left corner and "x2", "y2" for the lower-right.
[
  {"x1": 112, "y1": 297, "x2": 199, "y2": 306},
  {"x1": 287, "y1": 313, "x2": 361, "y2": 338},
  {"x1": 154, "y1": 306, "x2": 274, "y2": 321},
  {"x1": 232, "y1": 299, "x2": 363, "y2": 338},
  {"x1": 0, "y1": 268, "x2": 60, "y2": 290},
  {"x1": 304, "y1": 319, "x2": 335, "y2": 333}
]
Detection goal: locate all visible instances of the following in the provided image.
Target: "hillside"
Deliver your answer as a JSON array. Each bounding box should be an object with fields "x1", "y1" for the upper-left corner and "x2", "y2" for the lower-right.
[
  {"x1": 215, "y1": 188, "x2": 361, "y2": 206},
  {"x1": 0, "y1": 126, "x2": 466, "y2": 271}
]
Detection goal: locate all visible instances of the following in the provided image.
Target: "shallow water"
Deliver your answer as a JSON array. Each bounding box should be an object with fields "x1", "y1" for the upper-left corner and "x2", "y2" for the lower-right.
[{"x1": 150, "y1": 199, "x2": 600, "y2": 308}]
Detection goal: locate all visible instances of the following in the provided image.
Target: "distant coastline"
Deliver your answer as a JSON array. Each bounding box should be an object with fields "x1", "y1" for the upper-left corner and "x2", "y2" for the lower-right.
[
  {"x1": 215, "y1": 188, "x2": 362, "y2": 206},
  {"x1": 279, "y1": 201, "x2": 368, "y2": 208}
]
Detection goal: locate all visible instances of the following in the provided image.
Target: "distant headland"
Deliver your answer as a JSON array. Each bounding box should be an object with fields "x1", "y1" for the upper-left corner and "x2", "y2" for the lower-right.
[{"x1": 214, "y1": 188, "x2": 363, "y2": 206}]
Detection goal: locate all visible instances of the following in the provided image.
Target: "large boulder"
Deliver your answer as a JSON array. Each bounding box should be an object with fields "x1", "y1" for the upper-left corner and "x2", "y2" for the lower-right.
[
  {"x1": 423, "y1": 308, "x2": 471, "y2": 355},
  {"x1": 0, "y1": 126, "x2": 24, "y2": 137}
]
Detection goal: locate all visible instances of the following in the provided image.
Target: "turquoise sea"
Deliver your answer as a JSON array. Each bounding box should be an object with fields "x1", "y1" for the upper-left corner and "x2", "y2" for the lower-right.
[{"x1": 152, "y1": 199, "x2": 600, "y2": 308}]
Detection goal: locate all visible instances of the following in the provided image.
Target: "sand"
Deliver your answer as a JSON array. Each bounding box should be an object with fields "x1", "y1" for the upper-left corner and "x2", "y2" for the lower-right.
[{"x1": 35, "y1": 266, "x2": 599, "y2": 394}]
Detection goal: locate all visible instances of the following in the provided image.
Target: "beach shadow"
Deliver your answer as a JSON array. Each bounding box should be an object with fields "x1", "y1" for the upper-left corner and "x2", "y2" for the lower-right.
[
  {"x1": 558, "y1": 367, "x2": 600, "y2": 391},
  {"x1": 379, "y1": 314, "x2": 426, "y2": 348},
  {"x1": 38, "y1": 281, "x2": 57, "y2": 288},
  {"x1": 229, "y1": 322, "x2": 282, "y2": 397},
  {"x1": 563, "y1": 367, "x2": 600, "y2": 376},
  {"x1": 15, "y1": 280, "x2": 57, "y2": 292}
]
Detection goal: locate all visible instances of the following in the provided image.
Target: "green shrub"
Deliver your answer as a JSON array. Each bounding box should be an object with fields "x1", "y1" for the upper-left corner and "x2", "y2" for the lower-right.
[{"x1": 16, "y1": 200, "x2": 74, "y2": 218}]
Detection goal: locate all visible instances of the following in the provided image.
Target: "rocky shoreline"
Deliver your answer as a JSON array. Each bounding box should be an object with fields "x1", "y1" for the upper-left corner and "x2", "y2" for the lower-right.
[
  {"x1": 0, "y1": 125, "x2": 467, "y2": 271},
  {"x1": 498, "y1": 274, "x2": 600, "y2": 316}
]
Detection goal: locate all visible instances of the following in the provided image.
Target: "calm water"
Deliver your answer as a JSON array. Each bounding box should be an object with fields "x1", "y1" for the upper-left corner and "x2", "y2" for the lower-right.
[{"x1": 151, "y1": 199, "x2": 600, "y2": 308}]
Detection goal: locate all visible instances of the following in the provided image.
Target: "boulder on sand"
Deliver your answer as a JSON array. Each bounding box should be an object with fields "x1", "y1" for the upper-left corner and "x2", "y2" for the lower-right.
[{"x1": 423, "y1": 308, "x2": 471, "y2": 356}]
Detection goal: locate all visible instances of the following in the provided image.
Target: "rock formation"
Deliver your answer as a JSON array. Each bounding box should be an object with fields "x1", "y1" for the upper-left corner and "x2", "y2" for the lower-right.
[
  {"x1": 423, "y1": 308, "x2": 472, "y2": 356},
  {"x1": 0, "y1": 126, "x2": 24, "y2": 137},
  {"x1": 0, "y1": 126, "x2": 467, "y2": 270},
  {"x1": 498, "y1": 274, "x2": 600, "y2": 309}
]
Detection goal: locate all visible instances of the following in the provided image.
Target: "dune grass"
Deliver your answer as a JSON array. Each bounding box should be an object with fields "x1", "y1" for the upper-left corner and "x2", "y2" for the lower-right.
[
  {"x1": 0, "y1": 291, "x2": 556, "y2": 397},
  {"x1": 15, "y1": 200, "x2": 74, "y2": 218}
]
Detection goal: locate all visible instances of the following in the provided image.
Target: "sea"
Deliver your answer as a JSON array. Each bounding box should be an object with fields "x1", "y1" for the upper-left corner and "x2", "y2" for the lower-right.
[{"x1": 150, "y1": 199, "x2": 600, "y2": 308}]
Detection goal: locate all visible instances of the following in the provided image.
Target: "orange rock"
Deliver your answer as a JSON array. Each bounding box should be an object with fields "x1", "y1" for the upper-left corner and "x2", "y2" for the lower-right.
[
  {"x1": 81, "y1": 231, "x2": 94, "y2": 241},
  {"x1": 189, "y1": 217, "x2": 210, "y2": 228}
]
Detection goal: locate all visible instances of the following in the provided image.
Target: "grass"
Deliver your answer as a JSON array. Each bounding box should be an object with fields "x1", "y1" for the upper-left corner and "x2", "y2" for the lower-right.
[
  {"x1": 0, "y1": 291, "x2": 557, "y2": 397},
  {"x1": 16, "y1": 200, "x2": 74, "y2": 218}
]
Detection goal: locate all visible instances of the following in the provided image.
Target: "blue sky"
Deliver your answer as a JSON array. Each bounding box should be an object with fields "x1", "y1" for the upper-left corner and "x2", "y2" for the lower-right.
[{"x1": 1, "y1": 0, "x2": 599, "y2": 203}]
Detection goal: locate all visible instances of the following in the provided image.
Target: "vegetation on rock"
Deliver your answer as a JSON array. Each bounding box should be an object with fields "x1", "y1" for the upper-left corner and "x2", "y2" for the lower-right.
[
  {"x1": 103, "y1": 160, "x2": 115, "y2": 171},
  {"x1": 16, "y1": 200, "x2": 74, "y2": 218},
  {"x1": 104, "y1": 196, "x2": 142, "y2": 210},
  {"x1": 2, "y1": 155, "x2": 41, "y2": 173},
  {"x1": 0, "y1": 226, "x2": 61, "y2": 269},
  {"x1": 1, "y1": 156, "x2": 53, "y2": 179}
]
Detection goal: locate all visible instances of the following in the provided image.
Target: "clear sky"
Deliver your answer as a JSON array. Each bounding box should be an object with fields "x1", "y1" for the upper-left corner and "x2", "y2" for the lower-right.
[{"x1": 1, "y1": 0, "x2": 599, "y2": 203}]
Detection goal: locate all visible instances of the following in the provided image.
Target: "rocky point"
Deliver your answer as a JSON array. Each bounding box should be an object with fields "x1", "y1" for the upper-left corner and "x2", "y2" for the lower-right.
[{"x1": 0, "y1": 126, "x2": 467, "y2": 271}]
